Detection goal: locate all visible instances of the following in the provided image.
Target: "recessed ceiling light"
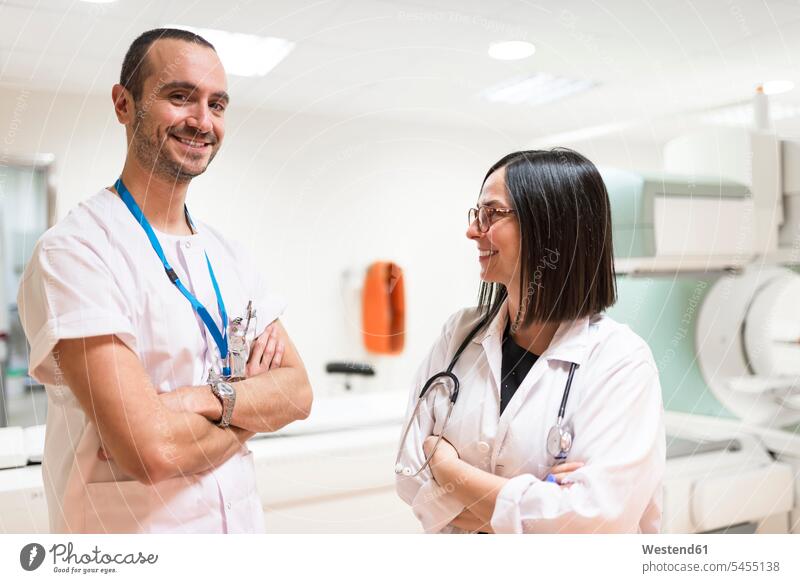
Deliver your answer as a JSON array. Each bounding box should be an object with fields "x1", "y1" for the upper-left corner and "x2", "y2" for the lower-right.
[
  {"x1": 480, "y1": 73, "x2": 595, "y2": 106},
  {"x1": 80, "y1": 0, "x2": 117, "y2": 3},
  {"x1": 166, "y1": 25, "x2": 294, "y2": 78},
  {"x1": 761, "y1": 80, "x2": 795, "y2": 95},
  {"x1": 488, "y1": 41, "x2": 536, "y2": 61}
]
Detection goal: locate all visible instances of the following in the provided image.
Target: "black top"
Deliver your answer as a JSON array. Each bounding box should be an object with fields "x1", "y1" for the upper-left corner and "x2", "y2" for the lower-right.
[{"x1": 499, "y1": 322, "x2": 540, "y2": 416}]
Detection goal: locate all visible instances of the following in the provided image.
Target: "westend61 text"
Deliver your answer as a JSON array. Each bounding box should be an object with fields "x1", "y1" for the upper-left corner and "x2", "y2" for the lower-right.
[{"x1": 642, "y1": 544, "x2": 708, "y2": 555}]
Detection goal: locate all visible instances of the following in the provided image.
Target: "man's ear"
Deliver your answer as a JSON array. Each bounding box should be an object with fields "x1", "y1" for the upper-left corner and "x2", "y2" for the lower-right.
[{"x1": 112, "y1": 84, "x2": 135, "y2": 125}]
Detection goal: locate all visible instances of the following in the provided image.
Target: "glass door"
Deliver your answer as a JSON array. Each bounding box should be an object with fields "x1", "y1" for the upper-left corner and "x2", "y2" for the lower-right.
[{"x1": 0, "y1": 156, "x2": 55, "y2": 427}]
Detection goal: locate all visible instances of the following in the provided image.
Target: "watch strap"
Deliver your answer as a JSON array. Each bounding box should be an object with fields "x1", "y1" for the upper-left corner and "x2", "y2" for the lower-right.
[{"x1": 210, "y1": 381, "x2": 236, "y2": 428}]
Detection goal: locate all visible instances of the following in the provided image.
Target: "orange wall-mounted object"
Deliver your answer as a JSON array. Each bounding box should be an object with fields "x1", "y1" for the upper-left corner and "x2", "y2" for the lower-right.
[{"x1": 362, "y1": 261, "x2": 405, "y2": 355}]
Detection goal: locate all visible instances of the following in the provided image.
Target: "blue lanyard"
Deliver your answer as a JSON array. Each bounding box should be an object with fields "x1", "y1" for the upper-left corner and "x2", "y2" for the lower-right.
[{"x1": 114, "y1": 178, "x2": 230, "y2": 377}]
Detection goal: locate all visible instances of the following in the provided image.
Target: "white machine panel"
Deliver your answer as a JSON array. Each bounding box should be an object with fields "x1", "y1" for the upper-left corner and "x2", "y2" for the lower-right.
[{"x1": 654, "y1": 196, "x2": 754, "y2": 257}]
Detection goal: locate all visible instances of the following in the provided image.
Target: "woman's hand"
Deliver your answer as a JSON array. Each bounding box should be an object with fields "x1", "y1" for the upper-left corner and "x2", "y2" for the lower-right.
[
  {"x1": 423, "y1": 435, "x2": 458, "y2": 462},
  {"x1": 423, "y1": 435, "x2": 458, "y2": 484},
  {"x1": 245, "y1": 322, "x2": 285, "y2": 377},
  {"x1": 450, "y1": 508, "x2": 494, "y2": 533},
  {"x1": 546, "y1": 461, "x2": 584, "y2": 488}
]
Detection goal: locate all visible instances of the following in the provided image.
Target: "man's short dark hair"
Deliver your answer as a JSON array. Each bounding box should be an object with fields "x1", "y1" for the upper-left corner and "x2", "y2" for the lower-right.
[
  {"x1": 120, "y1": 28, "x2": 215, "y2": 102},
  {"x1": 477, "y1": 148, "x2": 617, "y2": 327}
]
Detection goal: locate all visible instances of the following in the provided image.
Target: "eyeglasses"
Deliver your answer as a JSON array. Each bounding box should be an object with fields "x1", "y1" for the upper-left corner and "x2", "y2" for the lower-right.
[{"x1": 468, "y1": 206, "x2": 516, "y2": 233}]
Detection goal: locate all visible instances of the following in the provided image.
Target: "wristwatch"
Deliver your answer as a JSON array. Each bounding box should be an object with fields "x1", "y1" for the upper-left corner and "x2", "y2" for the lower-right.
[{"x1": 209, "y1": 380, "x2": 236, "y2": 428}]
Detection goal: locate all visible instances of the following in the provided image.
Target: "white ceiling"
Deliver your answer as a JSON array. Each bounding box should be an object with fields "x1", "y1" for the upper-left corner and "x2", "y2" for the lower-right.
[{"x1": 3, "y1": 0, "x2": 800, "y2": 143}]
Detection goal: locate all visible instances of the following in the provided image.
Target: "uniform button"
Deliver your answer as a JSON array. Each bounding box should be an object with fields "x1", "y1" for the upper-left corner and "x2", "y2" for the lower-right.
[
  {"x1": 477, "y1": 441, "x2": 490, "y2": 453},
  {"x1": 225, "y1": 502, "x2": 232, "y2": 510},
  {"x1": 184, "y1": 240, "x2": 192, "y2": 249}
]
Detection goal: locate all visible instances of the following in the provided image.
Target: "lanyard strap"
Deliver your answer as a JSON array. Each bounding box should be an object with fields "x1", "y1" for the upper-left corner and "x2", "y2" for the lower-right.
[{"x1": 114, "y1": 178, "x2": 230, "y2": 377}]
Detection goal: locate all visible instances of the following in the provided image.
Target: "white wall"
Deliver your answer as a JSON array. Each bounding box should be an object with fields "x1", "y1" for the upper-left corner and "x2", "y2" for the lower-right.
[{"x1": 0, "y1": 86, "x2": 663, "y2": 397}]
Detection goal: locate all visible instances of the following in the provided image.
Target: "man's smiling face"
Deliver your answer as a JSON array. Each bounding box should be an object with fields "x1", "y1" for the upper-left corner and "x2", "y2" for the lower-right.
[{"x1": 128, "y1": 38, "x2": 228, "y2": 182}]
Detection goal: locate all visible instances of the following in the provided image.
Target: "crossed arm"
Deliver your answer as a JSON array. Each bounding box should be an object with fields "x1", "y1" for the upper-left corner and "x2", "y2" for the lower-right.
[
  {"x1": 422, "y1": 436, "x2": 580, "y2": 533},
  {"x1": 56, "y1": 320, "x2": 312, "y2": 485}
]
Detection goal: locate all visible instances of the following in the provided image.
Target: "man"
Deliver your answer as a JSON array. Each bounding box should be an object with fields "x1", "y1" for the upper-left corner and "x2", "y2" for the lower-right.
[{"x1": 17, "y1": 28, "x2": 313, "y2": 533}]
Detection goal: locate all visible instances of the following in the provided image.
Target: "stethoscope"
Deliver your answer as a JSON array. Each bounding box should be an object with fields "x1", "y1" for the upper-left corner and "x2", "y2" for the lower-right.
[{"x1": 394, "y1": 318, "x2": 579, "y2": 478}]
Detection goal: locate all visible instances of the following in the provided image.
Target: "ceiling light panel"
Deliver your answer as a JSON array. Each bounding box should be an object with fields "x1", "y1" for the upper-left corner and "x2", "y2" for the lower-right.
[
  {"x1": 166, "y1": 25, "x2": 295, "y2": 77},
  {"x1": 481, "y1": 73, "x2": 595, "y2": 106}
]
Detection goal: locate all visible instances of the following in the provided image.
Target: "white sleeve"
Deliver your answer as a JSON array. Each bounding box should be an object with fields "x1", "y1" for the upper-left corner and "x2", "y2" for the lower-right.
[
  {"x1": 233, "y1": 244, "x2": 287, "y2": 335},
  {"x1": 251, "y1": 265, "x2": 287, "y2": 334},
  {"x1": 395, "y1": 316, "x2": 466, "y2": 533},
  {"x1": 16, "y1": 236, "x2": 137, "y2": 386},
  {"x1": 490, "y1": 349, "x2": 666, "y2": 534}
]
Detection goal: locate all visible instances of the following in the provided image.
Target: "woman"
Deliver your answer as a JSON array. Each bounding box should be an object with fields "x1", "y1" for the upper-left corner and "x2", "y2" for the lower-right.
[{"x1": 395, "y1": 149, "x2": 665, "y2": 534}]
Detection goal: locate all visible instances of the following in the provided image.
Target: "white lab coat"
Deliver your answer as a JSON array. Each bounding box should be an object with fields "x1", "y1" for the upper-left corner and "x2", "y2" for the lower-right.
[
  {"x1": 18, "y1": 188, "x2": 286, "y2": 533},
  {"x1": 396, "y1": 302, "x2": 665, "y2": 534}
]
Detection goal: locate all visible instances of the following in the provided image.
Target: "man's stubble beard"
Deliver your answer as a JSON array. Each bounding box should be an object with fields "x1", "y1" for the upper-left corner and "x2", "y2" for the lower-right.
[{"x1": 130, "y1": 105, "x2": 218, "y2": 184}]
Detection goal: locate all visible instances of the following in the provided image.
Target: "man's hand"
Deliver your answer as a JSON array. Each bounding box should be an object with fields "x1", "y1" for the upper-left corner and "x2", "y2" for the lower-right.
[
  {"x1": 222, "y1": 320, "x2": 312, "y2": 433},
  {"x1": 97, "y1": 387, "x2": 253, "y2": 461},
  {"x1": 98, "y1": 391, "x2": 194, "y2": 460},
  {"x1": 158, "y1": 386, "x2": 209, "y2": 415},
  {"x1": 245, "y1": 322, "x2": 284, "y2": 378}
]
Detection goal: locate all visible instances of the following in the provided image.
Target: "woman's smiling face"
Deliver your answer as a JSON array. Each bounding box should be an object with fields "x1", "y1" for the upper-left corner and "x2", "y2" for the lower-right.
[{"x1": 466, "y1": 166, "x2": 521, "y2": 288}]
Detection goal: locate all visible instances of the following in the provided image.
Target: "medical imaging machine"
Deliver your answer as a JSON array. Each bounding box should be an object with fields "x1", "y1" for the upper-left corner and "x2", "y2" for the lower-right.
[{"x1": 605, "y1": 103, "x2": 800, "y2": 532}]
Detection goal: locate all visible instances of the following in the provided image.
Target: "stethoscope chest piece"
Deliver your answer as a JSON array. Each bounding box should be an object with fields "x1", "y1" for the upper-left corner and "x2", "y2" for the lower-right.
[
  {"x1": 545, "y1": 362, "x2": 579, "y2": 460},
  {"x1": 546, "y1": 423, "x2": 573, "y2": 459}
]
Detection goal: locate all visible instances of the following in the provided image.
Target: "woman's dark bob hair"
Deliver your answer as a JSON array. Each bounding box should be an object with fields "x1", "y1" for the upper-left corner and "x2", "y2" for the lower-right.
[{"x1": 478, "y1": 148, "x2": 617, "y2": 328}]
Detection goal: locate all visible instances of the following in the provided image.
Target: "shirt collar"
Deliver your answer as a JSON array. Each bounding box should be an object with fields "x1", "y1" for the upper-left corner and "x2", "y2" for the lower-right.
[{"x1": 471, "y1": 298, "x2": 590, "y2": 366}]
